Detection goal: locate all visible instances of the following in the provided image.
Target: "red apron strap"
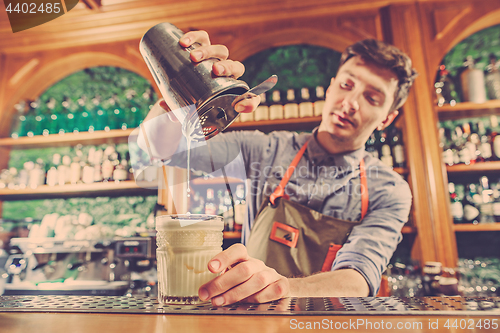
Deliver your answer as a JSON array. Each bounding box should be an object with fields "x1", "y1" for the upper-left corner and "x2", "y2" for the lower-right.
[
  {"x1": 270, "y1": 141, "x2": 309, "y2": 205},
  {"x1": 359, "y1": 158, "x2": 369, "y2": 220}
]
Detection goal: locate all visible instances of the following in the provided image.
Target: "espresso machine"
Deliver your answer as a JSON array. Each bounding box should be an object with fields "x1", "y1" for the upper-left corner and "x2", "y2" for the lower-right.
[{"x1": 2, "y1": 236, "x2": 156, "y2": 296}]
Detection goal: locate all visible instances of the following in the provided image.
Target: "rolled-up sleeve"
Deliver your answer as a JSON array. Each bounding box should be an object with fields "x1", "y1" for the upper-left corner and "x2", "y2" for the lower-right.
[{"x1": 331, "y1": 176, "x2": 412, "y2": 296}]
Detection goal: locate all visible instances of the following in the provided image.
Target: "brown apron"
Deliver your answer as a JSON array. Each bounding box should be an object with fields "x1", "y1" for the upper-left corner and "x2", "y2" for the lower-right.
[{"x1": 246, "y1": 141, "x2": 369, "y2": 278}]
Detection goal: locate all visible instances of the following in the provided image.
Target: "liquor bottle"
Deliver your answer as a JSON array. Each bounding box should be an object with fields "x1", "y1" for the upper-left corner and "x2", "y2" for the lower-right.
[
  {"x1": 233, "y1": 184, "x2": 246, "y2": 231},
  {"x1": 77, "y1": 96, "x2": 92, "y2": 133},
  {"x1": 34, "y1": 159, "x2": 46, "y2": 189},
  {"x1": 485, "y1": 53, "x2": 500, "y2": 100},
  {"x1": 365, "y1": 132, "x2": 378, "y2": 159},
  {"x1": 434, "y1": 65, "x2": 460, "y2": 106},
  {"x1": 126, "y1": 89, "x2": 143, "y2": 128},
  {"x1": 223, "y1": 189, "x2": 235, "y2": 231},
  {"x1": 81, "y1": 147, "x2": 95, "y2": 184},
  {"x1": 490, "y1": 115, "x2": 500, "y2": 160},
  {"x1": 111, "y1": 95, "x2": 127, "y2": 130},
  {"x1": 24, "y1": 100, "x2": 38, "y2": 137},
  {"x1": 460, "y1": 56, "x2": 487, "y2": 103},
  {"x1": 462, "y1": 122, "x2": 481, "y2": 164},
  {"x1": 492, "y1": 182, "x2": 500, "y2": 222},
  {"x1": 448, "y1": 182, "x2": 464, "y2": 223},
  {"x1": 379, "y1": 131, "x2": 393, "y2": 167},
  {"x1": 478, "y1": 176, "x2": 495, "y2": 223},
  {"x1": 10, "y1": 100, "x2": 27, "y2": 138},
  {"x1": 46, "y1": 98, "x2": 59, "y2": 135},
  {"x1": 440, "y1": 127, "x2": 455, "y2": 166},
  {"x1": 70, "y1": 152, "x2": 82, "y2": 185},
  {"x1": 102, "y1": 146, "x2": 116, "y2": 182},
  {"x1": 269, "y1": 90, "x2": 284, "y2": 120},
  {"x1": 190, "y1": 191, "x2": 204, "y2": 214},
  {"x1": 299, "y1": 87, "x2": 314, "y2": 118},
  {"x1": 46, "y1": 154, "x2": 60, "y2": 187},
  {"x1": 422, "y1": 262, "x2": 443, "y2": 296},
  {"x1": 58, "y1": 97, "x2": 71, "y2": 135},
  {"x1": 58, "y1": 155, "x2": 72, "y2": 185},
  {"x1": 32, "y1": 99, "x2": 45, "y2": 136},
  {"x1": 216, "y1": 190, "x2": 224, "y2": 215},
  {"x1": 65, "y1": 98, "x2": 79, "y2": 133},
  {"x1": 113, "y1": 153, "x2": 129, "y2": 182},
  {"x1": 462, "y1": 183, "x2": 481, "y2": 224},
  {"x1": 284, "y1": 89, "x2": 299, "y2": 119},
  {"x1": 390, "y1": 127, "x2": 406, "y2": 168},
  {"x1": 254, "y1": 93, "x2": 269, "y2": 121},
  {"x1": 454, "y1": 125, "x2": 472, "y2": 165},
  {"x1": 204, "y1": 188, "x2": 217, "y2": 215},
  {"x1": 93, "y1": 148, "x2": 104, "y2": 182},
  {"x1": 313, "y1": 86, "x2": 325, "y2": 116}
]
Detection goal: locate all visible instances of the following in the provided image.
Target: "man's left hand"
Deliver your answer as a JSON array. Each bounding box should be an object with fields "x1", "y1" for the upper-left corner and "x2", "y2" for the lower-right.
[{"x1": 198, "y1": 244, "x2": 290, "y2": 305}]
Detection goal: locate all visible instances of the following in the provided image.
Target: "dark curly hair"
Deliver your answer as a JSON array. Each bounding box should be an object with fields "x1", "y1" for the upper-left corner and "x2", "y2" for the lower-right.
[{"x1": 340, "y1": 39, "x2": 418, "y2": 112}]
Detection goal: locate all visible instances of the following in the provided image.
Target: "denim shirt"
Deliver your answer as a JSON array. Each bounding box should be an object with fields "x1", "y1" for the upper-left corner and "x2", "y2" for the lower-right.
[{"x1": 138, "y1": 125, "x2": 412, "y2": 296}]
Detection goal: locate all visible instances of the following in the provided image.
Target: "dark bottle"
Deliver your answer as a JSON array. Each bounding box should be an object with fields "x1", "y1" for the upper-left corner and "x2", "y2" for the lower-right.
[
  {"x1": 422, "y1": 262, "x2": 443, "y2": 296},
  {"x1": 434, "y1": 64, "x2": 460, "y2": 106},
  {"x1": 462, "y1": 183, "x2": 481, "y2": 224},
  {"x1": 491, "y1": 115, "x2": 500, "y2": 160},
  {"x1": 448, "y1": 182, "x2": 464, "y2": 223},
  {"x1": 365, "y1": 132, "x2": 379, "y2": 159},
  {"x1": 390, "y1": 127, "x2": 406, "y2": 168},
  {"x1": 10, "y1": 100, "x2": 27, "y2": 138}
]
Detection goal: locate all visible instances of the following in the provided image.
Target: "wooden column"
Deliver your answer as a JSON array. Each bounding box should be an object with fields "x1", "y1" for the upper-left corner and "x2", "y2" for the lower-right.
[{"x1": 384, "y1": 4, "x2": 458, "y2": 268}]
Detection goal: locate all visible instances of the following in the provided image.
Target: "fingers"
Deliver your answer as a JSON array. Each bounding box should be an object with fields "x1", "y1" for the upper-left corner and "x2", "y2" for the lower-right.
[
  {"x1": 179, "y1": 30, "x2": 211, "y2": 47},
  {"x1": 190, "y1": 45, "x2": 229, "y2": 62},
  {"x1": 179, "y1": 31, "x2": 245, "y2": 79},
  {"x1": 243, "y1": 277, "x2": 290, "y2": 304},
  {"x1": 207, "y1": 243, "x2": 249, "y2": 274},
  {"x1": 234, "y1": 94, "x2": 261, "y2": 113}
]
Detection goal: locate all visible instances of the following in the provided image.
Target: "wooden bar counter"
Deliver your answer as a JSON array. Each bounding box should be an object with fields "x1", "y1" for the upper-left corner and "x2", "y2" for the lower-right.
[{"x1": 1, "y1": 295, "x2": 499, "y2": 333}]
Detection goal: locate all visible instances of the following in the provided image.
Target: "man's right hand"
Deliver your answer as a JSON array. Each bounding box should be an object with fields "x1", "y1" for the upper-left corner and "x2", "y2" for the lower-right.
[{"x1": 179, "y1": 30, "x2": 260, "y2": 114}]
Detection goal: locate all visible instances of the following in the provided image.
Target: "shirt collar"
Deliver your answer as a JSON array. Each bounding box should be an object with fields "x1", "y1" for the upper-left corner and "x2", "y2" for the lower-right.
[{"x1": 302, "y1": 127, "x2": 366, "y2": 170}]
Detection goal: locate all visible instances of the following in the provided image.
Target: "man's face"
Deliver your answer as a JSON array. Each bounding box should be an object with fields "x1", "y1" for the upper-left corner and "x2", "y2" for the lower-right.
[{"x1": 318, "y1": 56, "x2": 399, "y2": 152}]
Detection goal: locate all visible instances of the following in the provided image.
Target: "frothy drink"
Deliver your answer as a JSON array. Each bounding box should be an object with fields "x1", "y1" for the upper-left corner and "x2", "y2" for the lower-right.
[{"x1": 156, "y1": 214, "x2": 224, "y2": 305}]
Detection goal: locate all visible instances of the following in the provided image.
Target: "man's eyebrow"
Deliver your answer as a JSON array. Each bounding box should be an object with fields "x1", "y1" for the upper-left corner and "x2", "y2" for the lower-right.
[{"x1": 343, "y1": 70, "x2": 385, "y2": 95}]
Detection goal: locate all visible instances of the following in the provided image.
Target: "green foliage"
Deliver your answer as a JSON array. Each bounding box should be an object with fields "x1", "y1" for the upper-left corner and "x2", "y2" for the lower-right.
[
  {"x1": 442, "y1": 24, "x2": 500, "y2": 76},
  {"x1": 2, "y1": 196, "x2": 157, "y2": 227},
  {"x1": 240, "y1": 44, "x2": 341, "y2": 92}
]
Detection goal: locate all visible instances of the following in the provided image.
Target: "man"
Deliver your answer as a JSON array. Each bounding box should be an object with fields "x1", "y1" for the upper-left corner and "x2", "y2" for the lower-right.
[{"x1": 137, "y1": 30, "x2": 417, "y2": 306}]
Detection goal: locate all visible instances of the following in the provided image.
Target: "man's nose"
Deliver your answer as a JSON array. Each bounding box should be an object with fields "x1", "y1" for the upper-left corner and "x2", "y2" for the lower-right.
[{"x1": 341, "y1": 92, "x2": 360, "y2": 113}]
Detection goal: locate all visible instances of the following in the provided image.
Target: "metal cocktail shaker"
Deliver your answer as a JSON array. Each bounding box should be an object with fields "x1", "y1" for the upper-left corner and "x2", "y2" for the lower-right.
[{"x1": 139, "y1": 22, "x2": 250, "y2": 141}]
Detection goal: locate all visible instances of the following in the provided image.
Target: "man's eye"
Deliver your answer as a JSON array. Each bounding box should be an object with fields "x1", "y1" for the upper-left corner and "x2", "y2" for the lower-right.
[
  {"x1": 340, "y1": 82, "x2": 351, "y2": 89},
  {"x1": 366, "y1": 94, "x2": 381, "y2": 105}
]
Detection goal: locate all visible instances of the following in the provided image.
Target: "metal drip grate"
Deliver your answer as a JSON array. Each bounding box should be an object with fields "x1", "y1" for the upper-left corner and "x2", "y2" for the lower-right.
[{"x1": 0, "y1": 296, "x2": 499, "y2": 315}]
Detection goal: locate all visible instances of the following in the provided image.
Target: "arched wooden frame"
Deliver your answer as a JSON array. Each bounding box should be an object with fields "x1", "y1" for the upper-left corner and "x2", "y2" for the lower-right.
[
  {"x1": 425, "y1": 7, "x2": 500, "y2": 86},
  {"x1": 0, "y1": 51, "x2": 156, "y2": 137},
  {"x1": 228, "y1": 28, "x2": 349, "y2": 62}
]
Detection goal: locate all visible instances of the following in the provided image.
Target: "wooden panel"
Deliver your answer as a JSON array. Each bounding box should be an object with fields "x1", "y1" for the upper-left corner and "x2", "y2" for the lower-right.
[
  {"x1": 418, "y1": 0, "x2": 500, "y2": 86},
  {"x1": 387, "y1": 3, "x2": 458, "y2": 267},
  {"x1": 0, "y1": 40, "x2": 156, "y2": 138},
  {"x1": 454, "y1": 223, "x2": 500, "y2": 232}
]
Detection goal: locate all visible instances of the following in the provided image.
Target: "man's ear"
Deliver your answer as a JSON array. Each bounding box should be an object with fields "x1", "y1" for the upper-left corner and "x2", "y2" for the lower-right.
[{"x1": 376, "y1": 110, "x2": 399, "y2": 131}]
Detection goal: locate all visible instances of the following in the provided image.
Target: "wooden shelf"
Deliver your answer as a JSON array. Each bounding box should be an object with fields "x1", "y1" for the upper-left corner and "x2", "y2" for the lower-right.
[
  {"x1": 446, "y1": 161, "x2": 500, "y2": 174},
  {"x1": 453, "y1": 223, "x2": 500, "y2": 232},
  {"x1": 191, "y1": 177, "x2": 244, "y2": 186},
  {"x1": 436, "y1": 100, "x2": 500, "y2": 120},
  {"x1": 223, "y1": 231, "x2": 242, "y2": 239},
  {"x1": 229, "y1": 116, "x2": 322, "y2": 132},
  {"x1": 0, "y1": 180, "x2": 157, "y2": 201},
  {"x1": 0, "y1": 128, "x2": 136, "y2": 149}
]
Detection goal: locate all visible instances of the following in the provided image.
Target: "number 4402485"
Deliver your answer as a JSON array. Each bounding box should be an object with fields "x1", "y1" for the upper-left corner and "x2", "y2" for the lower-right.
[
  {"x1": 444, "y1": 319, "x2": 498, "y2": 330},
  {"x1": 5, "y1": 2, "x2": 61, "y2": 14}
]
